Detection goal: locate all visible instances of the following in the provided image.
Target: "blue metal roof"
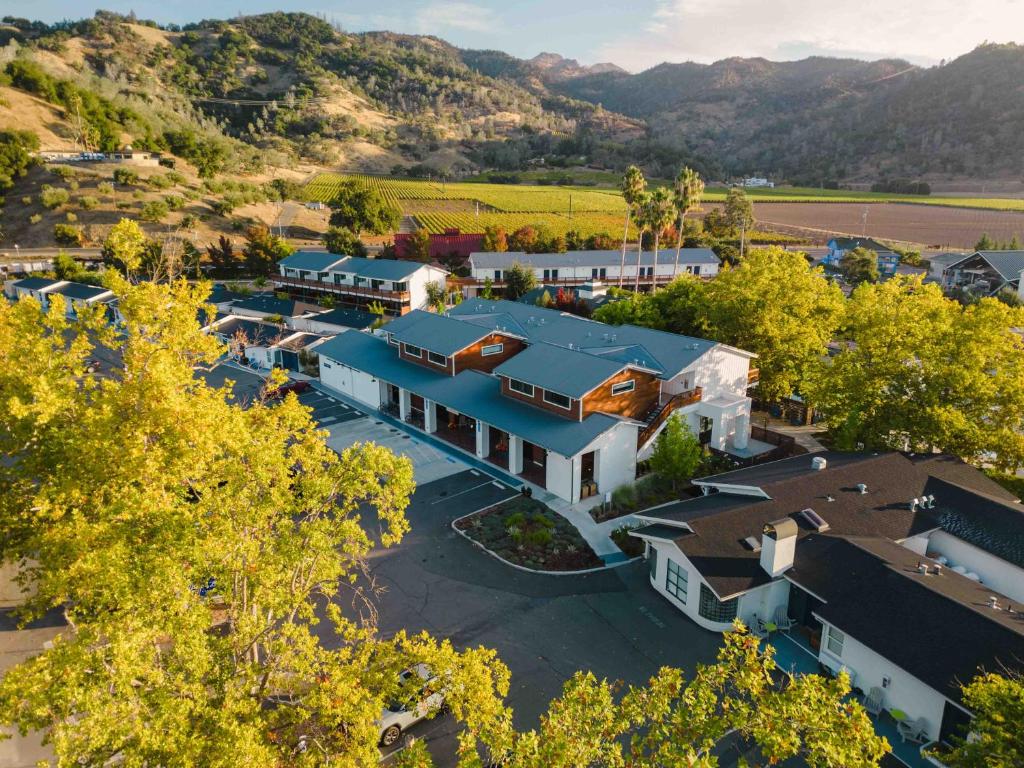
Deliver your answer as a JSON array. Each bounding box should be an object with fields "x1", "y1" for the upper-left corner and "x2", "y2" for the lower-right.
[
  {"x1": 385, "y1": 310, "x2": 497, "y2": 356},
  {"x1": 310, "y1": 307, "x2": 377, "y2": 330},
  {"x1": 232, "y1": 295, "x2": 312, "y2": 317},
  {"x1": 335, "y1": 256, "x2": 435, "y2": 282},
  {"x1": 493, "y1": 342, "x2": 625, "y2": 398},
  {"x1": 316, "y1": 332, "x2": 625, "y2": 456},
  {"x1": 278, "y1": 251, "x2": 347, "y2": 272},
  {"x1": 49, "y1": 282, "x2": 111, "y2": 301}
]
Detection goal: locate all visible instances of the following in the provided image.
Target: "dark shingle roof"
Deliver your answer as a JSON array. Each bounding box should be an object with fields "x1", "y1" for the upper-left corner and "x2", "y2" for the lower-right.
[
  {"x1": 789, "y1": 535, "x2": 1024, "y2": 704},
  {"x1": 12, "y1": 277, "x2": 60, "y2": 291},
  {"x1": 49, "y1": 281, "x2": 111, "y2": 301},
  {"x1": 309, "y1": 307, "x2": 377, "y2": 330},
  {"x1": 232, "y1": 295, "x2": 315, "y2": 318},
  {"x1": 211, "y1": 316, "x2": 283, "y2": 346},
  {"x1": 830, "y1": 237, "x2": 892, "y2": 252}
]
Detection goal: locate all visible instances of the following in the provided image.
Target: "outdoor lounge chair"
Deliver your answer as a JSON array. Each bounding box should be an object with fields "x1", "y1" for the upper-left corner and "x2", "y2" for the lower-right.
[
  {"x1": 863, "y1": 687, "x2": 884, "y2": 716},
  {"x1": 773, "y1": 605, "x2": 796, "y2": 631},
  {"x1": 897, "y1": 716, "x2": 929, "y2": 744}
]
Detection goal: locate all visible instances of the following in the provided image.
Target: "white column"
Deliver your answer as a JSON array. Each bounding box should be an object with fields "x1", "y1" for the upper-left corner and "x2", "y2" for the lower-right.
[
  {"x1": 475, "y1": 421, "x2": 489, "y2": 459},
  {"x1": 399, "y1": 388, "x2": 411, "y2": 421},
  {"x1": 423, "y1": 399, "x2": 437, "y2": 433},
  {"x1": 508, "y1": 435, "x2": 523, "y2": 474},
  {"x1": 710, "y1": 411, "x2": 727, "y2": 450},
  {"x1": 733, "y1": 412, "x2": 750, "y2": 450}
]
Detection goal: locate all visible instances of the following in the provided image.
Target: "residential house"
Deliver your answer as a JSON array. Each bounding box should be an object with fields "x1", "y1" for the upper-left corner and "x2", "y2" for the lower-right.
[
  {"x1": 464, "y1": 249, "x2": 720, "y2": 297},
  {"x1": 208, "y1": 315, "x2": 329, "y2": 372},
  {"x1": 316, "y1": 299, "x2": 765, "y2": 503},
  {"x1": 518, "y1": 282, "x2": 618, "y2": 313},
  {"x1": 630, "y1": 451, "x2": 1024, "y2": 753},
  {"x1": 272, "y1": 252, "x2": 448, "y2": 316},
  {"x1": 292, "y1": 307, "x2": 378, "y2": 335},
  {"x1": 823, "y1": 237, "x2": 900, "y2": 276},
  {"x1": 5, "y1": 278, "x2": 114, "y2": 317},
  {"x1": 940, "y1": 250, "x2": 1024, "y2": 297},
  {"x1": 228, "y1": 294, "x2": 325, "y2": 323}
]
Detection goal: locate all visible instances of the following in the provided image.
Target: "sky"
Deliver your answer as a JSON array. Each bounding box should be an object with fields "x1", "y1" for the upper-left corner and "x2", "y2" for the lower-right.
[{"x1": 9, "y1": 0, "x2": 1024, "y2": 72}]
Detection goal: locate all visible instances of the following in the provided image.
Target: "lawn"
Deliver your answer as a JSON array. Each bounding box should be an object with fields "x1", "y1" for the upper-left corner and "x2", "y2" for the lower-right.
[{"x1": 455, "y1": 496, "x2": 603, "y2": 572}]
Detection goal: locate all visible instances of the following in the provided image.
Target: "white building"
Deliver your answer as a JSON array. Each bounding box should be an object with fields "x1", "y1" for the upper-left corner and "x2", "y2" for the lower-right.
[
  {"x1": 743, "y1": 178, "x2": 774, "y2": 188},
  {"x1": 465, "y1": 249, "x2": 720, "y2": 297},
  {"x1": 5, "y1": 278, "x2": 114, "y2": 317},
  {"x1": 630, "y1": 451, "x2": 1024, "y2": 753}
]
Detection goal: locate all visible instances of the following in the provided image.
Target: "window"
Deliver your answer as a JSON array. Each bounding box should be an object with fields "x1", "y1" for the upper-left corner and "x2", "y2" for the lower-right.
[
  {"x1": 371, "y1": 279, "x2": 384, "y2": 291},
  {"x1": 508, "y1": 378, "x2": 534, "y2": 397},
  {"x1": 494, "y1": 270, "x2": 503, "y2": 281},
  {"x1": 317, "y1": 271, "x2": 329, "y2": 280},
  {"x1": 611, "y1": 379, "x2": 635, "y2": 396},
  {"x1": 427, "y1": 351, "x2": 447, "y2": 367},
  {"x1": 403, "y1": 343, "x2": 423, "y2": 358},
  {"x1": 698, "y1": 584, "x2": 738, "y2": 623},
  {"x1": 543, "y1": 268, "x2": 559, "y2": 281},
  {"x1": 388, "y1": 334, "x2": 399, "y2": 347},
  {"x1": 666, "y1": 560, "x2": 688, "y2": 603},
  {"x1": 543, "y1": 390, "x2": 572, "y2": 410},
  {"x1": 825, "y1": 626, "x2": 845, "y2": 657},
  {"x1": 592, "y1": 267, "x2": 607, "y2": 279},
  {"x1": 394, "y1": 282, "x2": 407, "y2": 293},
  {"x1": 481, "y1": 343, "x2": 504, "y2": 357}
]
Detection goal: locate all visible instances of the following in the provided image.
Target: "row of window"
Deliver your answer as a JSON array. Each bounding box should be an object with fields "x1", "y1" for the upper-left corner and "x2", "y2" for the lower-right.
[
  {"x1": 507, "y1": 378, "x2": 572, "y2": 409},
  {"x1": 290, "y1": 270, "x2": 407, "y2": 293},
  {"x1": 488, "y1": 266, "x2": 702, "y2": 281},
  {"x1": 652, "y1": 552, "x2": 738, "y2": 623},
  {"x1": 391, "y1": 337, "x2": 505, "y2": 368}
]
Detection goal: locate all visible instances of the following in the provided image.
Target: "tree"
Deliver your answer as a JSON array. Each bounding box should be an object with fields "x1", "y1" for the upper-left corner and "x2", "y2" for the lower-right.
[
  {"x1": 630, "y1": 191, "x2": 651, "y2": 292},
  {"x1": 724, "y1": 187, "x2": 754, "y2": 258},
  {"x1": 704, "y1": 247, "x2": 845, "y2": 403},
  {"x1": 328, "y1": 180, "x2": 400, "y2": 234},
  {"x1": 53, "y1": 250, "x2": 88, "y2": 281},
  {"x1": 804, "y1": 277, "x2": 1024, "y2": 470},
  {"x1": 405, "y1": 228, "x2": 432, "y2": 262},
  {"x1": 481, "y1": 276, "x2": 495, "y2": 300},
  {"x1": 206, "y1": 235, "x2": 238, "y2": 273},
  {"x1": 671, "y1": 166, "x2": 705, "y2": 276},
  {"x1": 943, "y1": 673, "x2": 1024, "y2": 768},
  {"x1": 507, "y1": 226, "x2": 538, "y2": 253},
  {"x1": 975, "y1": 232, "x2": 996, "y2": 251},
  {"x1": 536, "y1": 289, "x2": 554, "y2": 308},
  {"x1": 649, "y1": 416, "x2": 704, "y2": 490},
  {"x1": 102, "y1": 218, "x2": 148, "y2": 277},
  {"x1": 841, "y1": 247, "x2": 879, "y2": 285},
  {"x1": 323, "y1": 226, "x2": 367, "y2": 257},
  {"x1": 243, "y1": 224, "x2": 293, "y2": 277},
  {"x1": 482, "y1": 225, "x2": 508, "y2": 252},
  {"x1": 424, "y1": 280, "x2": 446, "y2": 312},
  {"x1": 641, "y1": 187, "x2": 674, "y2": 292},
  {"x1": 504, "y1": 262, "x2": 537, "y2": 301},
  {"x1": 53, "y1": 223, "x2": 83, "y2": 247},
  {"x1": 619, "y1": 165, "x2": 647, "y2": 288}
]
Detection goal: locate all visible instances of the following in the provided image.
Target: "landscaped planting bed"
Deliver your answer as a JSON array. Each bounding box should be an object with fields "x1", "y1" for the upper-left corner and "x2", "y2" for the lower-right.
[{"x1": 455, "y1": 496, "x2": 603, "y2": 571}]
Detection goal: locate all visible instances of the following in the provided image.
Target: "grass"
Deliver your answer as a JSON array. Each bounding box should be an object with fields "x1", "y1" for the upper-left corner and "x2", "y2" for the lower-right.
[{"x1": 455, "y1": 495, "x2": 603, "y2": 571}]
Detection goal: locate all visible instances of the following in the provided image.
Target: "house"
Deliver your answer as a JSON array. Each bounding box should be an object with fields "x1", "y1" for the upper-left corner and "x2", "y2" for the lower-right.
[
  {"x1": 922, "y1": 252, "x2": 968, "y2": 284},
  {"x1": 292, "y1": 307, "x2": 378, "y2": 335},
  {"x1": 518, "y1": 282, "x2": 618, "y2": 313},
  {"x1": 630, "y1": 451, "x2": 1024, "y2": 751},
  {"x1": 940, "y1": 250, "x2": 1024, "y2": 297},
  {"x1": 823, "y1": 237, "x2": 900, "y2": 276},
  {"x1": 464, "y1": 249, "x2": 720, "y2": 297},
  {"x1": 394, "y1": 228, "x2": 484, "y2": 261},
  {"x1": 5, "y1": 278, "x2": 114, "y2": 317},
  {"x1": 316, "y1": 299, "x2": 766, "y2": 503},
  {"x1": 272, "y1": 252, "x2": 448, "y2": 316},
  {"x1": 207, "y1": 316, "x2": 330, "y2": 372},
  {"x1": 743, "y1": 177, "x2": 774, "y2": 188},
  {"x1": 227, "y1": 294, "x2": 325, "y2": 323}
]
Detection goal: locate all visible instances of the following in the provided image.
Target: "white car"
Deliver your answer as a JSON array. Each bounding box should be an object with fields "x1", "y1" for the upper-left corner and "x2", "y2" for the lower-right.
[{"x1": 378, "y1": 664, "x2": 445, "y2": 747}]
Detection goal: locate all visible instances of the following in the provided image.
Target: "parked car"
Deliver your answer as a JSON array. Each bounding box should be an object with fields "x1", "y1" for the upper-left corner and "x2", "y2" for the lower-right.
[
  {"x1": 262, "y1": 379, "x2": 312, "y2": 401},
  {"x1": 378, "y1": 664, "x2": 445, "y2": 747}
]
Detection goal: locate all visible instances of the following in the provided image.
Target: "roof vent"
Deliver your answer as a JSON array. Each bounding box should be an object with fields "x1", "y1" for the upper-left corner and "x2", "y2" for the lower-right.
[
  {"x1": 742, "y1": 536, "x2": 762, "y2": 552},
  {"x1": 826, "y1": 495, "x2": 835, "y2": 502},
  {"x1": 909, "y1": 497, "x2": 920, "y2": 512},
  {"x1": 988, "y1": 596, "x2": 1001, "y2": 610},
  {"x1": 925, "y1": 494, "x2": 936, "y2": 508},
  {"x1": 857, "y1": 483, "x2": 868, "y2": 494},
  {"x1": 811, "y1": 456, "x2": 827, "y2": 471},
  {"x1": 798, "y1": 508, "x2": 830, "y2": 532}
]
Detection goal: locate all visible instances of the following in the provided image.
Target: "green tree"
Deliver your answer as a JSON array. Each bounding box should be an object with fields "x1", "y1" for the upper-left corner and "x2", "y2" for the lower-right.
[
  {"x1": 671, "y1": 166, "x2": 705, "y2": 275},
  {"x1": 482, "y1": 225, "x2": 508, "y2": 252},
  {"x1": 704, "y1": 247, "x2": 845, "y2": 403},
  {"x1": 804, "y1": 277, "x2": 1024, "y2": 470},
  {"x1": 618, "y1": 165, "x2": 647, "y2": 288},
  {"x1": 481, "y1": 276, "x2": 495, "y2": 300},
  {"x1": 840, "y1": 247, "x2": 879, "y2": 285},
  {"x1": 243, "y1": 223, "x2": 293, "y2": 277},
  {"x1": 328, "y1": 180, "x2": 400, "y2": 235},
  {"x1": 53, "y1": 250, "x2": 88, "y2": 281},
  {"x1": 504, "y1": 262, "x2": 537, "y2": 301},
  {"x1": 975, "y1": 232, "x2": 996, "y2": 251},
  {"x1": 53, "y1": 223, "x2": 83, "y2": 247},
  {"x1": 630, "y1": 191, "x2": 651, "y2": 292},
  {"x1": 641, "y1": 187, "x2": 674, "y2": 292},
  {"x1": 102, "y1": 218, "x2": 148, "y2": 276},
  {"x1": 424, "y1": 280, "x2": 446, "y2": 312},
  {"x1": 0, "y1": 129, "x2": 39, "y2": 192},
  {"x1": 405, "y1": 228, "x2": 432, "y2": 262},
  {"x1": 943, "y1": 673, "x2": 1024, "y2": 768},
  {"x1": 535, "y1": 289, "x2": 553, "y2": 308},
  {"x1": 649, "y1": 416, "x2": 704, "y2": 490},
  {"x1": 323, "y1": 226, "x2": 367, "y2": 257},
  {"x1": 724, "y1": 187, "x2": 754, "y2": 257}
]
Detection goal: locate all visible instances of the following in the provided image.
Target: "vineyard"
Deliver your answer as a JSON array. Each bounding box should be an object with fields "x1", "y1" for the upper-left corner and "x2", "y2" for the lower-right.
[{"x1": 413, "y1": 212, "x2": 627, "y2": 238}]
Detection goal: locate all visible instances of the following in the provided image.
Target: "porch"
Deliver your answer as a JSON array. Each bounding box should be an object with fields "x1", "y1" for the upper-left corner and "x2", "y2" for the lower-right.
[{"x1": 435, "y1": 404, "x2": 477, "y2": 453}]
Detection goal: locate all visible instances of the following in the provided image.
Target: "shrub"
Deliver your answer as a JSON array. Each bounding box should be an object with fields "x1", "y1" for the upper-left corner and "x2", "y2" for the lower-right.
[
  {"x1": 140, "y1": 200, "x2": 169, "y2": 222},
  {"x1": 78, "y1": 195, "x2": 99, "y2": 210},
  {"x1": 96, "y1": 182, "x2": 114, "y2": 196},
  {"x1": 65, "y1": 212, "x2": 77, "y2": 223},
  {"x1": 40, "y1": 185, "x2": 70, "y2": 209},
  {"x1": 50, "y1": 165, "x2": 76, "y2": 181},
  {"x1": 164, "y1": 195, "x2": 185, "y2": 211},
  {"x1": 21, "y1": 196, "x2": 32, "y2": 205},
  {"x1": 113, "y1": 168, "x2": 139, "y2": 186},
  {"x1": 147, "y1": 174, "x2": 173, "y2": 190},
  {"x1": 29, "y1": 213, "x2": 42, "y2": 224},
  {"x1": 53, "y1": 223, "x2": 83, "y2": 246},
  {"x1": 611, "y1": 484, "x2": 637, "y2": 512}
]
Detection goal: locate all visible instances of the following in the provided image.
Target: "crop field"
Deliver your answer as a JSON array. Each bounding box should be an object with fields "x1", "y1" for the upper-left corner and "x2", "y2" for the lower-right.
[{"x1": 412, "y1": 211, "x2": 627, "y2": 238}]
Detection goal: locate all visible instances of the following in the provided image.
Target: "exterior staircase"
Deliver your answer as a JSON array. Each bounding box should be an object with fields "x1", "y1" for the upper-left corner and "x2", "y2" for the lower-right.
[{"x1": 637, "y1": 388, "x2": 703, "y2": 450}]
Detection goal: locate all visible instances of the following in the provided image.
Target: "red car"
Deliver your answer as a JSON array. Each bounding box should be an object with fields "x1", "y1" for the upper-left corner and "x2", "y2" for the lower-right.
[{"x1": 263, "y1": 380, "x2": 312, "y2": 401}]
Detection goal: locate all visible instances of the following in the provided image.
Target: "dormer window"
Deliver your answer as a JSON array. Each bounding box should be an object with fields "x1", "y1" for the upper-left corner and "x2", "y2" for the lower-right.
[
  {"x1": 611, "y1": 380, "x2": 635, "y2": 396},
  {"x1": 543, "y1": 390, "x2": 572, "y2": 410},
  {"x1": 403, "y1": 343, "x2": 423, "y2": 358},
  {"x1": 427, "y1": 351, "x2": 447, "y2": 367},
  {"x1": 508, "y1": 378, "x2": 534, "y2": 397}
]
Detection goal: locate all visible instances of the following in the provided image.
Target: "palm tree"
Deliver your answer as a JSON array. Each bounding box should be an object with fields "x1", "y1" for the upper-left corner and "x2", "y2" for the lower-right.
[
  {"x1": 632, "y1": 191, "x2": 651, "y2": 293},
  {"x1": 671, "y1": 167, "x2": 705, "y2": 276},
  {"x1": 618, "y1": 166, "x2": 647, "y2": 288},
  {"x1": 646, "y1": 187, "x2": 675, "y2": 292}
]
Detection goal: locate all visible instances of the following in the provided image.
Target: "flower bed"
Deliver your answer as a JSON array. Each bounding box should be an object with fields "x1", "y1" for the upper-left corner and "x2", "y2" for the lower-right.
[
  {"x1": 455, "y1": 496, "x2": 603, "y2": 571},
  {"x1": 611, "y1": 524, "x2": 645, "y2": 558}
]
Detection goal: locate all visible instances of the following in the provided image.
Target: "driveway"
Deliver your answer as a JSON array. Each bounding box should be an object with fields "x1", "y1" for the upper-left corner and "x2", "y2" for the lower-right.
[{"x1": 353, "y1": 469, "x2": 725, "y2": 765}]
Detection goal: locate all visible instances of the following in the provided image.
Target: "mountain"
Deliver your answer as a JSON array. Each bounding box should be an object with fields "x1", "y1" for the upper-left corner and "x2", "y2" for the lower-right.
[{"x1": 527, "y1": 53, "x2": 625, "y2": 82}]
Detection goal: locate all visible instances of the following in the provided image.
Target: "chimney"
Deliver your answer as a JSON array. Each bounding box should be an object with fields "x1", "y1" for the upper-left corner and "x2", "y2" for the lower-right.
[
  {"x1": 760, "y1": 518, "x2": 798, "y2": 577},
  {"x1": 811, "y1": 456, "x2": 827, "y2": 471}
]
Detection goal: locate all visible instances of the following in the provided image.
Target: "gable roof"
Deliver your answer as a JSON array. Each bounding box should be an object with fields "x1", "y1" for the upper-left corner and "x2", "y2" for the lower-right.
[
  {"x1": 384, "y1": 310, "x2": 500, "y2": 356},
  {"x1": 211, "y1": 316, "x2": 285, "y2": 346},
  {"x1": 232, "y1": 294, "x2": 320, "y2": 318},
  {"x1": 790, "y1": 535, "x2": 1024, "y2": 704},
  {"x1": 278, "y1": 251, "x2": 347, "y2": 272},
  {"x1": 469, "y1": 249, "x2": 720, "y2": 270},
  {"x1": 493, "y1": 342, "x2": 629, "y2": 399},
  {"x1": 315, "y1": 331, "x2": 625, "y2": 456},
  {"x1": 48, "y1": 281, "x2": 113, "y2": 301},
  {"x1": 956, "y1": 250, "x2": 1024, "y2": 283},
  {"x1": 333, "y1": 256, "x2": 440, "y2": 282},
  {"x1": 308, "y1": 307, "x2": 378, "y2": 330},
  {"x1": 829, "y1": 237, "x2": 892, "y2": 252},
  {"x1": 12, "y1": 277, "x2": 61, "y2": 291}
]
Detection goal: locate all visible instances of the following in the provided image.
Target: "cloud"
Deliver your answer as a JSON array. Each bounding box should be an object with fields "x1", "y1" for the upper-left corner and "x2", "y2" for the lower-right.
[
  {"x1": 414, "y1": 1, "x2": 498, "y2": 33},
  {"x1": 597, "y1": 0, "x2": 1024, "y2": 72}
]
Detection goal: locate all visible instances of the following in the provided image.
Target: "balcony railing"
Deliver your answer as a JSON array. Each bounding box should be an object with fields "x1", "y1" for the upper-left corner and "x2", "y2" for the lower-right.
[
  {"x1": 451, "y1": 273, "x2": 685, "y2": 288},
  {"x1": 273, "y1": 274, "x2": 411, "y2": 301},
  {"x1": 638, "y1": 387, "x2": 702, "y2": 448}
]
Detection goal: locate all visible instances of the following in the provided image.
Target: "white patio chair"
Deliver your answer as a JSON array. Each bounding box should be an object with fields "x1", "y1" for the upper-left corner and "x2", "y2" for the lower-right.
[
  {"x1": 863, "y1": 686, "x2": 884, "y2": 716},
  {"x1": 897, "y1": 716, "x2": 929, "y2": 744},
  {"x1": 773, "y1": 605, "x2": 796, "y2": 631}
]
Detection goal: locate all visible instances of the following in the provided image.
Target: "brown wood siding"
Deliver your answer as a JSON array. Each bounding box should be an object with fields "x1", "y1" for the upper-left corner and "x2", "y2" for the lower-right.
[
  {"x1": 582, "y1": 368, "x2": 661, "y2": 419},
  {"x1": 500, "y1": 376, "x2": 581, "y2": 420},
  {"x1": 454, "y1": 334, "x2": 525, "y2": 374},
  {"x1": 398, "y1": 344, "x2": 452, "y2": 374}
]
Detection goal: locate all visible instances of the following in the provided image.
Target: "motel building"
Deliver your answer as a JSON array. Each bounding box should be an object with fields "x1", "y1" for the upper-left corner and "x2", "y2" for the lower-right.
[
  {"x1": 630, "y1": 451, "x2": 1024, "y2": 765},
  {"x1": 316, "y1": 299, "x2": 769, "y2": 503}
]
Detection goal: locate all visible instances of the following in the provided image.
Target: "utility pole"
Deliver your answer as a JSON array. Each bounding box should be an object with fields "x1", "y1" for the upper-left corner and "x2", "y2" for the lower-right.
[
  {"x1": 568, "y1": 193, "x2": 573, "y2": 228},
  {"x1": 862, "y1": 207, "x2": 869, "y2": 236},
  {"x1": 740, "y1": 220, "x2": 746, "y2": 260}
]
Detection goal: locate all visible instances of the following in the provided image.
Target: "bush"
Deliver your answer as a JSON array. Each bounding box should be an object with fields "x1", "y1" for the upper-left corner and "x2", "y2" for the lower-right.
[
  {"x1": 97, "y1": 182, "x2": 114, "y2": 196},
  {"x1": 147, "y1": 174, "x2": 173, "y2": 190},
  {"x1": 53, "y1": 223, "x2": 83, "y2": 246},
  {"x1": 78, "y1": 195, "x2": 99, "y2": 210},
  {"x1": 51, "y1": 165, "x2": 75, "y2": 181},
  {"x1": 611, "y1": 484, "x2": 638, "y2": 512},
  {"x1": 140, "y1": 200, "x2": 170, "y2": 222},
  {"x1": 29, "y1": 213, "x2": 42, "y2": 225},
  {"x1": 113, "y1": 168, "x2": 139, "y2": 186},
  {"x1": 65, "y1": 212, "x2": 77, "y2": 223},
  {"x1": 21, "y1": 196, "x2": 32, "y2": 205},
  {"x1": 164, "y1": 195, "x2": 185, "y2": 211},
  {"x1": 40, "y1": 185, "x2": 70, "y2": 209}
]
